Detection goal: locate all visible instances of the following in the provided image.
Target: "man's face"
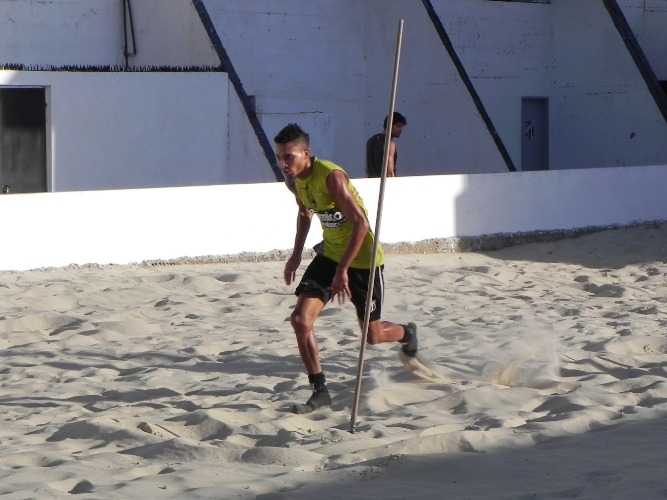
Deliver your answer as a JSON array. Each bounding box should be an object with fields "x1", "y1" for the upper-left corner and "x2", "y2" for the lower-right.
[
  {"x1": 391, "y1": 123, "x2": 405, "y2": 139},
  {"x1": 275, "y1": 141, "x2": 310, "y2": 179}
]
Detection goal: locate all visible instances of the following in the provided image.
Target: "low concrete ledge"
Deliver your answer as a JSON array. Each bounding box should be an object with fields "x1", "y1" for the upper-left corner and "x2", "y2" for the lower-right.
[{"x1": 1, "y1": 165, "x2": 666, "y2": 271}]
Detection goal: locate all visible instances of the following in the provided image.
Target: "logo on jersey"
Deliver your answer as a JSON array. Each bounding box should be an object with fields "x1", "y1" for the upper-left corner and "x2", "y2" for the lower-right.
[{"x1": 317, "y1": 208, "x2": 347, "y2": 228}]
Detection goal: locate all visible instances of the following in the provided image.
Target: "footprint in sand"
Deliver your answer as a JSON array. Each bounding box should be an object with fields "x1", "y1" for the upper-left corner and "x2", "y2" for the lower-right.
[
  {"x1": 5, "y1": 313, "x2": 83, "y2": 336},
  {"x1": 181, "y1": 276, "x2": 229, "y2": 294},
  {"x1": 630, "y1": 305, "x2": 658, "y2": 315},
  {"x1": 215, "y1": 273, "x2": 244, "y2": 283},
  {"x1": 140, "y1": 273, "x2": 178, "y2": 284},
  {"x1": 582, "y1": 283, "x2": 625, "y2": 298}
]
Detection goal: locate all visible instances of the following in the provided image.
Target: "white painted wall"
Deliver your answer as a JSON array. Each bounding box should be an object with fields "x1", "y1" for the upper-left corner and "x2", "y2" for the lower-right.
[
  {"x1": 0, "y1": 0, "x2": 124, "y2": 67},
  {"x1": 0, "y1": 70, "x2": 229, "y2": 191},
  {"x1": 202, "y1": 0, "x2": 372, "y2": 177},
  {"x1": 619, "y1": 0, "x2": 667, "y2": 80},
  {"x1": 203, "y1": 0, "x2": 667, "y2": 178},
  {"x1": 0, "y1": 0, "x2": 218, "y2": 68},
  {"x1": 1, "y1": 166, "x2": 665, "y2": 271},
  {"x1": 550, "y1": 0, "x2": 667, "y2": 169},
  {"x1": 364, "y1": 0, "x2": 507, "y2": 175},
  {"x1": 227, "y1": 89, "x2": 277, "y2": 185},
  {"x1": 0, "y1": 0, "x2": 272, "y2": 188},
  {"x1": 436, "y1": 0, "x2": 552, "y2": 170},
  {"x1": 1, "y1": 0, "x2": 666, "y2": 189},
  {"x1": 121, "y1": 0, "x2": 218, "y2": 68},
  {"x1": 438, "y1": 0, "x2": 667, "y2": 171},
  {"x1": 203, "y1": 0, "x2": 507, "y2": 178}
]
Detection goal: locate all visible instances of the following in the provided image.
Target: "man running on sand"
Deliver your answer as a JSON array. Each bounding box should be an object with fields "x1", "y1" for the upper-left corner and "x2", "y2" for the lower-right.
[{"x1": 275, "y1": 123, "x2": 418, "y2": 414}]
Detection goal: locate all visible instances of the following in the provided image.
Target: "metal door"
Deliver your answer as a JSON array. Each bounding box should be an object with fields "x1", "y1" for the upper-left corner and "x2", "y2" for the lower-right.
[{"x1": 521, "y1": 98, "x2": 549, "y2": 171}]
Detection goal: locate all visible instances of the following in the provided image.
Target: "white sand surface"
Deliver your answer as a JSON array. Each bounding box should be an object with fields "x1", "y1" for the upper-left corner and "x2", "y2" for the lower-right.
[{"x1": 0, "y1": 225, "x2": 666, "y2": 499}]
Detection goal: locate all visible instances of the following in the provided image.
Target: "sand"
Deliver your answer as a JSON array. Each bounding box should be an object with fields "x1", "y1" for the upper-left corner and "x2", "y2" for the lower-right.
[{"x1": 0, "y1": 224, "x2": 666, "y2": 499}]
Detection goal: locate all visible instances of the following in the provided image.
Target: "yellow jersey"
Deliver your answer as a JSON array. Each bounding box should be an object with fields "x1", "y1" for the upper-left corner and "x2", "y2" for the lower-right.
[{"x1": 294, "y1": 157, "x2": 383, "y2": 269}]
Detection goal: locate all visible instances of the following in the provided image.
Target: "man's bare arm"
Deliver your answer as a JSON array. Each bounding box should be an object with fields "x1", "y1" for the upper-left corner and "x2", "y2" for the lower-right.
[
  {"x1": 386, "y1": 140, "x2": 397, "y2": 177},
  {"x1": 284, "y1": 198, "x2": 312, "y2": 285},
  {"x1": 326, "y1": 170, "x2": 370, "y2": 300}
]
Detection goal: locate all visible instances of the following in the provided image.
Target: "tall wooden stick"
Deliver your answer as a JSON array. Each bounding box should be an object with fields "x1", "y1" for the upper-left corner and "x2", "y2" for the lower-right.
[{"x1": 349, "y1": 19, "x2": 404, "y2": 434}]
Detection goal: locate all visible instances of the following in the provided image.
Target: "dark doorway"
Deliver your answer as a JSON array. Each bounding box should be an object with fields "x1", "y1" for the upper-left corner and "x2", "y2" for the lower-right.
[
  {"x1": 0, "y1": 88, "x2": 47, "y2": 193},
  {"x1": 521, "y1": 97, "x2": 549, "y2": 171}
]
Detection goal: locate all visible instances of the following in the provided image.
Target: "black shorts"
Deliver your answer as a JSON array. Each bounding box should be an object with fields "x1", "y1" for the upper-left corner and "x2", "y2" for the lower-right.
[{"x1": 295, "y1": 255, "x2": 384, "y2": 321}]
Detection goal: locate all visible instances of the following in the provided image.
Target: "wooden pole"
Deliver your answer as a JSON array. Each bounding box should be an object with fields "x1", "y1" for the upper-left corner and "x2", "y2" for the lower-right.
[{"x1": 349, "y1": 19, "x2": 404, "y2": 434}]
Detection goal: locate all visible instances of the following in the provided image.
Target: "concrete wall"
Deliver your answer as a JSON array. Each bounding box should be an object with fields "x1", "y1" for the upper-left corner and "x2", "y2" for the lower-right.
[
  {"x1": 1, "y1": 0, "x2": 666, "y2": 189},
  {"x1": 436, "y1": 0, "x2": 552, "y2": 170},
  {"x1": 0, "y1": 70, "x2": 229, "y2": 191},
  {"x1": 0, "y1": 0, "x2": 279, "y2": 186},
  {"x1": 619, "y1": 0, "x2": 667, "y2": 80},
  {"x1": 227, "y1": 88, "x2": 277, "y2": 185},
  {"x1": 364, "y1": 0, "x2": 507, "y2": 175},
  {"x1": 202, "y1": 0, "x2": 371, "y2": 178},
  {"x1": 203, "y1": 0, "x2": 508, "y2": 178},
  {"x1": 0, "y1": 0, "x2": 124, "y2": 67},
  {"x1": 438, "y1": 0, "x2": 667, "y2": 170},
  {"x1": 122, "y1": 0, "x2": 218, "y2": 68},
  {"x1": 0, "y1": 0, "x2": 217, "y2": 68},
  {"x1": 550, "y1": 0, "x2": 667, "y2": 169},
  {"x1": 203, "y1": 0, "x2": 667, "y2": 178},
  {"x1": 1, "y1": 166, "x2": 665, "y2": 271}
]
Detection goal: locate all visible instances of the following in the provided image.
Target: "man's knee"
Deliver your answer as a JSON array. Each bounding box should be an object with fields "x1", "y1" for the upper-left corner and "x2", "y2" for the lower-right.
[{"x1": 290, "y1": 309, "x2": 314, "y2": 335}]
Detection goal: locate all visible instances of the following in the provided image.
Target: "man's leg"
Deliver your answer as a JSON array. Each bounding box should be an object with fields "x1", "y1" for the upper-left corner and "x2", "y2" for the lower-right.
[
  {"x1": 290, "y1": 292, "x2": 332, "y2": 413},
  {"x1": 365, "y1": 320, "x2": 404, "y2": 344},
  {"x1": 365, "y1": 320, "x2": 418, "y2": 355},
  {"x1": 350, "y1": 266, "x2": 419, "y2": 356},
  {"x1": 290, "y1": 292, "x2": 325, "y2": 374}
]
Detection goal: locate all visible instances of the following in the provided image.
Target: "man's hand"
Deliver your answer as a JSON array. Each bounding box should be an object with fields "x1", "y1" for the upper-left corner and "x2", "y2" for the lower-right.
[
  {"x1": 329, "y1": 267, "x2": 351, "y2": 304},
  {"x1": 284, "y1": 253, "x2": 302, "y2": 285}
]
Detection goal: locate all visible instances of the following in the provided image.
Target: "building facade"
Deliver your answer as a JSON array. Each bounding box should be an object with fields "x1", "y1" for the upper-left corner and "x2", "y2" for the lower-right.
[{"x1": 0, "y1": 0, "x2": 665, "y2": 192}]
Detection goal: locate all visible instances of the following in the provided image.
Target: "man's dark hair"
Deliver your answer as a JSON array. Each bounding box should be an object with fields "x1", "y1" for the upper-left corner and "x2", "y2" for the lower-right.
[
  {"x1": 383, "y1": 111, "x2": 407, "y2": 129},
  {"x1": 274, "y1": 123, "x2": 310, "y2": 146}
]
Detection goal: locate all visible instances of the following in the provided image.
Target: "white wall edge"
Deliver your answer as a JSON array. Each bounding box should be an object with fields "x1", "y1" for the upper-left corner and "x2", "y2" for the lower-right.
[{"x1": 2, "y1": 165, "x2": 666, "y2": 271}]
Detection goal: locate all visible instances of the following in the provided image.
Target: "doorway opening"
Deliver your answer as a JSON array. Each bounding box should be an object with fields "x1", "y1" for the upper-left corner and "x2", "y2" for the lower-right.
[{"x1": 0, "y1": 87, "x2": 47, "y2": 193}]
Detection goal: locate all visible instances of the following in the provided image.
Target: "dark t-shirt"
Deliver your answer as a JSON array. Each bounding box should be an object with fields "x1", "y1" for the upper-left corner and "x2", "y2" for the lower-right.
[{"x1": 365, "y1": 133, "x2": 396, "y2": 178}]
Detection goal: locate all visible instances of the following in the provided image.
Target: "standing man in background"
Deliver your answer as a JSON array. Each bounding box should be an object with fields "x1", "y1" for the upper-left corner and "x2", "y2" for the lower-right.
[{"x1": 366, "y1": 111, "x2": 407, "y2": 178}]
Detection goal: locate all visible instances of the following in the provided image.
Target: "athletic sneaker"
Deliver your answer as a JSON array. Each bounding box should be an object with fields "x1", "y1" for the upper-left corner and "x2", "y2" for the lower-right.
[
  {"x1": 401, "y1": 322, "x2": 418, "y2": 357},
  {"x1": 292, "y1": 388, "x2": 332, "y2": 414}
]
